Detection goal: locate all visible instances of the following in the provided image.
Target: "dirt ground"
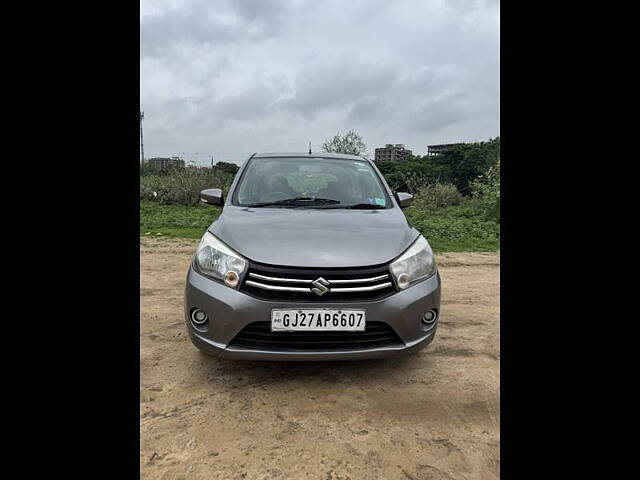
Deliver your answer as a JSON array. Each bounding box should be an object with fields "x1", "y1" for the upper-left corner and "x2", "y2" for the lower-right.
[{"x1": 140, "y1": 238, "x2": 500, "y2": 480}]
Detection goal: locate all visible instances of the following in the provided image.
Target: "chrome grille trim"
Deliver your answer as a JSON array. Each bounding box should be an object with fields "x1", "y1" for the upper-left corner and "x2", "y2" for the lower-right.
[
  {"x1": 245, "y1": 279, "x2": 393, "y2": 293},
  {"x1": 248, "y1": 273, "x2": 313, "y2": 284},
  {"x1": 241, "y1": 263, "x2": 397, "y2": 301},
  {"x1": 330, "y1": 282, "x2": 393, "y2": 292},
  {"x1": 245, "y1": 280, "x2": 311, "y2": 292},
  {"x1": 327, "y1": 274, "x2": 389, "y2": 284},
  {"x1": 248, "y1": 272, "x2": 389, "y2": 284}
]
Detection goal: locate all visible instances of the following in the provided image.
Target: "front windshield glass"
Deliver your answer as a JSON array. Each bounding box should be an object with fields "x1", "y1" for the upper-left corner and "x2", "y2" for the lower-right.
[{"x1": 233, "y1": 157, "x2": 390, "y2": 208}]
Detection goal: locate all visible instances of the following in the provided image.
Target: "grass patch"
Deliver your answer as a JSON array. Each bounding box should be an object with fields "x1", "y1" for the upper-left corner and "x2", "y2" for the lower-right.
[
  {"x1": 140, "y1": 202, "x2": 220, "y2": 239},
  {"x1": 139, "y1": 201, "x2": 499, "y2": 252}
]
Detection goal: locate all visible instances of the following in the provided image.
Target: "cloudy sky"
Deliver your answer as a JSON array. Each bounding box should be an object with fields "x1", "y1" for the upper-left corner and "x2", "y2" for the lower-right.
[{"x1": 141, "y1": 0, "x2": 499, "y2": 165}]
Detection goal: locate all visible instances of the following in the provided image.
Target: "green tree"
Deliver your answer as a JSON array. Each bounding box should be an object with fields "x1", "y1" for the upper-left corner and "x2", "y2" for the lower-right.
[
  {"x1": 321, "y1": 130, "x2": 367, "y2": 155},
  {"x1": 433, "y1": 137, "x2": 500, "y2": 193},
  {"x1": 214, "y1": 161, "x2": 239, "y2": 175},
  {"x1": 375, "y1": 137, "x2": 500, "y2": 194}
]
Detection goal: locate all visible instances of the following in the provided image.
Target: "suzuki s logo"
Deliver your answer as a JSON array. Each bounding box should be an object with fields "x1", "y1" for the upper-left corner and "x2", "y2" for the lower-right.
[{"x1": 311, "y1": 277, "x2": 330, "y2": 296}]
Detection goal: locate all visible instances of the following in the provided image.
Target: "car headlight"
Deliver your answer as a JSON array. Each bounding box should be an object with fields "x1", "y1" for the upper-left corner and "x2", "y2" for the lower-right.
[
  {"x1": 194, "y1": 231, "x2": 247, "y2": 289},
  {"x1": 390, "y1": 236, "x2": 437, "y2": 290}
]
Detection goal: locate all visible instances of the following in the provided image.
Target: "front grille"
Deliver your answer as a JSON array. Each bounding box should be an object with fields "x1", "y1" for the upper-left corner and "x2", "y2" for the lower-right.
[
  {"x1": 228, "y1": 321, "x2": 403, "y2": 351},
  {"x1": 240, "y1": 262, "x2": 397, "y2": 302}
]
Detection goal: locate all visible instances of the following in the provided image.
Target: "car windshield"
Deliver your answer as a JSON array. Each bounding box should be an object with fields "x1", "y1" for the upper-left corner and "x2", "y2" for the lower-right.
[{"x1": 233, "y1": 157, "x2": 390, "y2": 208}]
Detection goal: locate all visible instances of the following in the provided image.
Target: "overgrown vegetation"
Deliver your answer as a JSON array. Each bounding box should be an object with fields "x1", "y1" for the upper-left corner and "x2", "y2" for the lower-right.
[
  {"x1": 140, "y1": 162, "x2": 237, "y2": 206},
  {"x1": 470, "y1": 156, "x2": 500, "y2": 222},
  {"x1": 140, "y1": 202, "x2": 221, "y2": 239},
  {"x1": 376, "y1": 137, "x2": 500, "y2": 194},
  {"x1": 140, "y1": 137, "x2": 500, "y2": 251}
]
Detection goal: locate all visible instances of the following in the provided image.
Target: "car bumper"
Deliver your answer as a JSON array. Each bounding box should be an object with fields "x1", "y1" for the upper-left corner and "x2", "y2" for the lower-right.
[{"x1": 184, "y1": 267, "x2": 441, "y2": 361}]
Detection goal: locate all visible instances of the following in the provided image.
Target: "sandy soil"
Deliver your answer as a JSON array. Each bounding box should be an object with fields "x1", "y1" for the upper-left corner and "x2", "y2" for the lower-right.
[{"x1": 140, "y1": 238, "x2": 500, "y2": 480}]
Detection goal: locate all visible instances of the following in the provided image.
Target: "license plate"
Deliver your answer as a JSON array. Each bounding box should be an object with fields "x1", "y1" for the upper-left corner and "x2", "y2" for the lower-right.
[{"x1": 271, "y1": 309, "x2": 366, "y2": 332}]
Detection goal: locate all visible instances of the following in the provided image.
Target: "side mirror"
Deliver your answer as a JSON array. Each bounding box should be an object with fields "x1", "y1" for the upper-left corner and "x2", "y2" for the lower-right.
[
  {"x1": 200, "y1": 188, "x2": 224, "y2": 206},
  {"x1": 395, "y1": 192, "x2": 413, "y2": 208}
]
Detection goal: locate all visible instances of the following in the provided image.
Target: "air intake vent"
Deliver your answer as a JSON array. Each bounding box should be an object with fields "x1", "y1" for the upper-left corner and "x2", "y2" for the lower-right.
[{"x1": 228, "y1": 321, "x2": 403, "y2": 351}]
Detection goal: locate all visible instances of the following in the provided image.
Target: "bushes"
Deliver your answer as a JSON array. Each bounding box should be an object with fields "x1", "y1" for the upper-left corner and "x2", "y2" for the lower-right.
[
  {"x1": 140, "y1": 167, "x2": 235, "y2": 206},
  {"x1": 376, "y1": 160, "x2": 450, "y2": 194},
  {"x1": 376, "y1": 137, "x2": 500, "y2": 195},
  {"x1": 410, "y1": 183, "x2": 463, "y2": 210},
  {"x1": 409, "y1": 214, "x2": 499, "y2": 251},
  {"x1": 404, "y1": 184, "x2": 499, "y2": 252},
  {"x1": 470, "y1": 157, "x2": 500, "y2": 222},
  {"x1": 140, "y1": 201, "x2": 220, "y2": 237},
  {"x1": 403, "y1": 178, "x2": 499, "y2": 252}
]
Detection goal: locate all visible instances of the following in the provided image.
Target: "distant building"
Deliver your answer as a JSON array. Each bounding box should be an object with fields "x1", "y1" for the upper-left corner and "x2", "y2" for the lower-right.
[
  {"x1": 147, "y1": 157, "x2": 185, "y2": 169},
  {"x1": 426, "y1": 143, "x2": 467, "y2": 156},
  {"x1": 374, "y1": 144, "x2": 413, "y2": 162}
]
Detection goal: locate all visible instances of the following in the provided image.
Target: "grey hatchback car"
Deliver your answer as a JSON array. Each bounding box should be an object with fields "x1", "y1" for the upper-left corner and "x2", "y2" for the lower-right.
[{"x1": 184, "y1": 152, "x2": 441, "y2": 361}]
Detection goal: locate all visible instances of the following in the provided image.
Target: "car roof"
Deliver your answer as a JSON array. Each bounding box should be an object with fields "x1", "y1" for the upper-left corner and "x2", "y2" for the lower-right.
[{"x1": 252, "y1": 152, "x2": 370, "y2": 161}]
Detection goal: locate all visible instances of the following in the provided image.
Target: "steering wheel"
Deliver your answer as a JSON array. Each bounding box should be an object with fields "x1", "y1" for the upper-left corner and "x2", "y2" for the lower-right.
[{"x1": 261, "y1": 191, "x2": 291, "y2": 202}]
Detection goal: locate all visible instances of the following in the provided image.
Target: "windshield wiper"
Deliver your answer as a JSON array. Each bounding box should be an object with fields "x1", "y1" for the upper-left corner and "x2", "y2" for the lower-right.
[
  {"x1": 342, "y1": 203, "x2": 386, "y2": 209},
  {"x1": 312, "y1": 202, "x2": 387, "y2": 210},
  {"x1": 244, "y1": 197, "x2": 341, "y2": 208}
]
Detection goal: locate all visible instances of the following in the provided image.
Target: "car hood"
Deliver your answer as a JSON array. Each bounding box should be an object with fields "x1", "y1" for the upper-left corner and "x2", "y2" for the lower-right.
[{"x1": 208, "y1": 206, "x2": 419, "y2": 268}]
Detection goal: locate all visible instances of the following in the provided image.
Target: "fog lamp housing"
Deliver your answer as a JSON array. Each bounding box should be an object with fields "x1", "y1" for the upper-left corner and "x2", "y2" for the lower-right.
[
  {"x1": 422, "y1": 309, "x2": 437, "y2": 325},
  {"x1": 191, "y1": 308, "x2": 208, "y2": 325}
]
